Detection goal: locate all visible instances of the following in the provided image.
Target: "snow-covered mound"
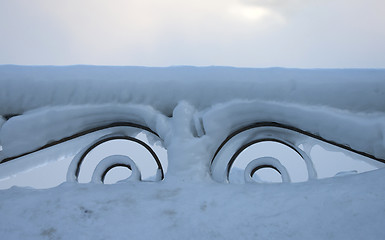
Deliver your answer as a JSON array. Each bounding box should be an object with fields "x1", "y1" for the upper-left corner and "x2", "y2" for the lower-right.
[
  {"x1": 1, "y1": 65, "x2": 385, "y2": 115},
  {"x1": 1, "y1": 169, "x2": 385, "y2": 240},
  {"x1": 1, "y1": 66, "x2": 385, "y2": 239}
]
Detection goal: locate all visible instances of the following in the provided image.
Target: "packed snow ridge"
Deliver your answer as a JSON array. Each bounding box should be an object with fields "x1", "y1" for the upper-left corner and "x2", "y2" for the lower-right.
[{"x1": 0, "y1": 66, "x2": 385, "y2": 239}]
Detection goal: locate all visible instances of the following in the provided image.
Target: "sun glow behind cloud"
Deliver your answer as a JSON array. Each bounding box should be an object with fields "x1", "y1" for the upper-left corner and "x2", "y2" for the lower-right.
[
  {"x1": 228, "y1": 3, "x2": 285, "y2": 23},
  {"x1": 0, "y1": 0, "x2": 384, "y2": 67}
]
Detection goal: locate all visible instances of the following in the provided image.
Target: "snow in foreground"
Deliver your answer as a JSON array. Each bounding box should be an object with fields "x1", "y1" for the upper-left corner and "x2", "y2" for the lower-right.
[{"x1": 1, "y1": 168, "x2": 385, "y2": 240}]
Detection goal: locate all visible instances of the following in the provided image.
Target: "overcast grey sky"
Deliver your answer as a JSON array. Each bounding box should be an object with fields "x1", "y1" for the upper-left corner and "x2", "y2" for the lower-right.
[{"x1": 1, "y1": 0, "x2": 384, "y2": 68}]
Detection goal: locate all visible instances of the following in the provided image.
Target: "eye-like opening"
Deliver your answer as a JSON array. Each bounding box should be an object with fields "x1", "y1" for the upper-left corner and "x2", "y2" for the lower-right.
[
  {"x1": 89, "y1": 154, "x2": 141, "y2": 184},
  {"x1": 211, "y1": 122, "x2": 385, "y2": 184},
  {"x1": 0, "y1": 121, "x2": 167, "y2": 189},
  {"x1": 228, "y1": 140, "x2": 311, "y2": 183},
  {"x1": 306, "y1": 144, "x2": 379, "y2": 179},
  {"x1": 102, "y1": 165, "x2": 133, "y2": 184},
  {"x1": 69, "y1": 132, "x2": 167, "y2": 184},
  {"x1": 243, "y1": 156, "x2": 292, "y2": 183},
  {"x1": 250, "y1": 165, "x2": 283, "y2": 183},
  {"x1": 101, "y1": 164, "x2": 132, "y2": 184}
]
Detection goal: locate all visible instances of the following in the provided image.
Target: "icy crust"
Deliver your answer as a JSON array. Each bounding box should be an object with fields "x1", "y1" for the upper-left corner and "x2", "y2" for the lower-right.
[
  {"x1": 0, "y1": 104, "x2": 172, "y2": 180},
  {"x1": 1, "y1": 168, "x2": 385, "y2": 240},
  {"x1": 2, "y1": 101, "x2": 385, "y2": 161},
  {"x1": 0, "y1": 105, "x2": 171, "y2": 156},
  {"x1": 0, "y1": 104, "x2": 169, "y2": 158},
  {"x1": 1, "y1": 100, "x2": 385, "y2": 183},
  {"x1": 1, "y1": 66, "x2": 385, "y2": 239},
  {"x1": 1, "y1": 66, "x2": 385, "y2": 183},
  {"x1": 200, "y1": 100, "x2": 385, "y2": 160},
  {"x1": 1, "y1": 66, "x2": 385, "y2": 116}
]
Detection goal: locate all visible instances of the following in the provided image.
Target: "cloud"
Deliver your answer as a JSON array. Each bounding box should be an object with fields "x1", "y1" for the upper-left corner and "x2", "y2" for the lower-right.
[
  {"x1": 0, "y1": 0, "x2": 384, "y2": 67},
  {"x1": 227, "y1": 2, "x2": 285, "y2": 24},
  {"x1": 3, "y1": 0, "x2": 285, "y2": 64},
  {"x1": 239, "y1": 0, "x2": 311, "y2": 14}
]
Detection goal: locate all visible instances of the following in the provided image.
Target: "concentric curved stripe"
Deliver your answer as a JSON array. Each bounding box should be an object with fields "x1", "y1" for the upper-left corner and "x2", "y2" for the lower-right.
[{"x1": 0, "y1": 122, "x2": 158, "y2": 164}]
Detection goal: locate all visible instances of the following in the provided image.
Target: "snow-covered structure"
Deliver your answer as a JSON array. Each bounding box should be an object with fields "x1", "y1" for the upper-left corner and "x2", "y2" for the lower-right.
[{"x1": 0, "y1": 66, "x2": 384, "y2": 239}]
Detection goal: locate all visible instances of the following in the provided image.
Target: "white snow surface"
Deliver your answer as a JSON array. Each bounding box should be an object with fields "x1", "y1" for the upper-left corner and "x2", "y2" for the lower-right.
[
  {"x1": 1, "y1": 169, "x2": 385, "y2": 240},
  {"x1": 1, "y1": 66, "x2": 385, "y2": 239},
  {"x1": 1, "y1": 65, "x2": 385, "y2": 115}
]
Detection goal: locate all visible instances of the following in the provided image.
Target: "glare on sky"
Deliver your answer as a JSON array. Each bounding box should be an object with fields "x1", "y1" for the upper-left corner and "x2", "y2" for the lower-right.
[
  {"x1": 0, "y1": 0, "x2": 384, "y2": 67},
  {"x1": 228, "y1": 3, "x2": 284, "y2": 23}
]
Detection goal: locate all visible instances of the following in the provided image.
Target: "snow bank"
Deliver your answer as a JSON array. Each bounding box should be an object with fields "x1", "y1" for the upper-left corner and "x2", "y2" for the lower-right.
[
  {"x1": 1, "y1": 168, "x2": 384, "y2": 240},
  {"x1": 1, "y1": 66, "x2": 385, "y2": 116}
]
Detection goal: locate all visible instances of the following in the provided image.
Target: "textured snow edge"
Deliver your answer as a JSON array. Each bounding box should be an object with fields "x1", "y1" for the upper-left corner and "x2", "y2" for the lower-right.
[
  {"x1": 1, "y1": 167, "x2": 384, "y2": 240},
  {"x1": 1, "y1": 100, "x2": 385, "y2": 161},
  {"x1": 1, "y1": 66, "x2": 385, "y2": 115}
]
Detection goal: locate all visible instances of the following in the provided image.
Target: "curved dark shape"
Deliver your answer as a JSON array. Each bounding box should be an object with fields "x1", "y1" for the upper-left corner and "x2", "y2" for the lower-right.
[
  {"x1": 101, "y1": 164, "x2": 132, "y2": 183},
  {"x1": 211, "y1": 121, "x2": 385, "y2": 183},
  {"x1": 250, "y1": 165, "x2": 281, "y2": 177},
  {"x1": 0, "y1": 122, "x2": 158, "y2": 164},
  {"x1": 212, "y1": 121, "x2": 385, "y2": 166},
  {"x1": 74, "y1": 136, "x2": 164, "y2": 180},
  {"x1": 2, "y1": 114, "x2": 20, "y2": 120},
  {"x1": 226, "y1": 138, "x2": 307, "y2": 178}
]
